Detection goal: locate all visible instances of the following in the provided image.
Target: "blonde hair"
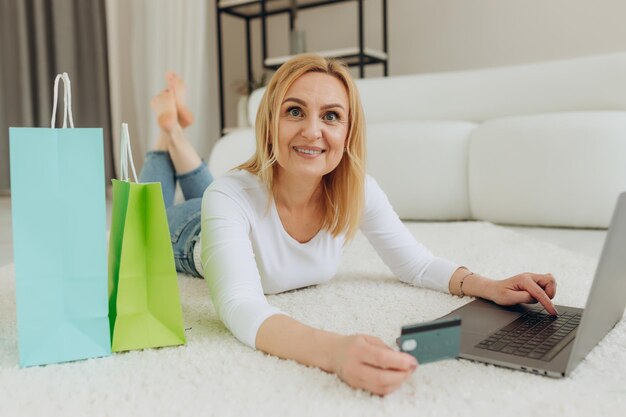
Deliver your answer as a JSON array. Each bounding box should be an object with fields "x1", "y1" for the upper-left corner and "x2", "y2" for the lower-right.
[{"x1": 238, "y1": 54, "x2": 366, "y2": 241}]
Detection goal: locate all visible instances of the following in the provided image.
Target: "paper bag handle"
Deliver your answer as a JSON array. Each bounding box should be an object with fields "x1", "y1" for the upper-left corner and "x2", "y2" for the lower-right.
[
  {"x1": 51, "y1": 72, "x2": 74, "y2": 128},
  {"x1": 120, "y1": 123, "x2": 138, "y2": 182}
]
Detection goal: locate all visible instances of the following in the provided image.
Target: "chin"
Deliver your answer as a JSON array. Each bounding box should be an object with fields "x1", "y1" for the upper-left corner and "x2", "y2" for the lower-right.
[{"x1": 289, "y1": 164, "x2": 332, "y2": 179}]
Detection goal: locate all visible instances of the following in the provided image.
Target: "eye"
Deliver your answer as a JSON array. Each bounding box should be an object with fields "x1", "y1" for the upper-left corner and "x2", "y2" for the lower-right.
[
  {"x1": 323, "y1": 111, "x2": 339, "y2": 122},
  {"x1": 287, "y1": 107, "x2": 303, "y2": 117}
]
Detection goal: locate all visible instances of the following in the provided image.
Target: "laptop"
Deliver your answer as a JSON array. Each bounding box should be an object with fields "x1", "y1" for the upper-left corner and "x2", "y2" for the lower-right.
[{"x1": 438, "y1": 192, "x2": 626, "y2": 377}]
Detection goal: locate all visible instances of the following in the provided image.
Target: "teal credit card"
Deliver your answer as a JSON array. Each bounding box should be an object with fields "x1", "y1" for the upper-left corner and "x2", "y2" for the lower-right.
[{"x1": 396, "y1": 317, "x2": 462, "y2": 364}]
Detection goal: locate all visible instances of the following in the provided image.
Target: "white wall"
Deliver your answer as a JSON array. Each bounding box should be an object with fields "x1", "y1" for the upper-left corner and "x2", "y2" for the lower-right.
[
  {"x1": 216, "y1": 0, "x2": 626, "y2": 134},
  {"x1": 387, "y1": 0, "x2": 626, "y2": 74}
]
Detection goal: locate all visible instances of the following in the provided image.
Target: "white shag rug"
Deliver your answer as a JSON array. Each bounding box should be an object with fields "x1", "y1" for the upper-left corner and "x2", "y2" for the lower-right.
[{"x1": 1, "y1": 221, "x2": 625, "y2": 417}]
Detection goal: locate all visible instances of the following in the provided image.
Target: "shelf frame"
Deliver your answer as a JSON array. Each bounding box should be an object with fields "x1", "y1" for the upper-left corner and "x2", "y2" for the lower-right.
[{"x1": 215, "y1": 0, "x2": 388, "y2": 133}]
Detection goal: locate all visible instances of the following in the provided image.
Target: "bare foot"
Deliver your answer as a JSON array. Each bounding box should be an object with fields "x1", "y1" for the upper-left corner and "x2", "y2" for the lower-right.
[
  {"x1": 166, "y1": 71, "x2": 194, "y2": 128},
  {"x1": 150, "y1": 88, "x2": 178, "y2": 133}
]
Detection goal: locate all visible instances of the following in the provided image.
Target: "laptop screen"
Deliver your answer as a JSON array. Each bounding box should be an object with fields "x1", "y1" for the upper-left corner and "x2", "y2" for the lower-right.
[{"x1": 566, "y1": 192, "x2": 626, "y2": 373}]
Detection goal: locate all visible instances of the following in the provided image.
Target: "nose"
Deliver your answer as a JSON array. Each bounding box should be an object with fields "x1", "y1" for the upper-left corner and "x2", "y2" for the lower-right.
[{"x1": 301, "y1": 116, "x2": 322, "y2": 141}]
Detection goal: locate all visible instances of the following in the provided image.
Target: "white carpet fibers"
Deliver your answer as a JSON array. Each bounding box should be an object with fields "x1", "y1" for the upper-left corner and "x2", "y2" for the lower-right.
[{"x1": 1, "y1": 221, "x2": 625, "y2": 417}]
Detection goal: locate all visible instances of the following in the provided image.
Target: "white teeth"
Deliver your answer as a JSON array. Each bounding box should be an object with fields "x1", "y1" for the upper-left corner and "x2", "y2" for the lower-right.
[{"x1": 294, "y1": 147, "x2": 323, "y2": 155}]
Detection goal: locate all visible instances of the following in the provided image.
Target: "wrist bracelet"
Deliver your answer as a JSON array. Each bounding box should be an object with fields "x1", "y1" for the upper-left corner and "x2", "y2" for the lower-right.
[{"x1": 458, "y1": 271, "x2": 474, "y2": 298}]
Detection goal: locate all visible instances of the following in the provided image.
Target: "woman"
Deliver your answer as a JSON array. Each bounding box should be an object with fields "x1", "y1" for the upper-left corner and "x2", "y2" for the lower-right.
[{"x1": 144, "y1": 56, "x2": 557, "y2": 396}]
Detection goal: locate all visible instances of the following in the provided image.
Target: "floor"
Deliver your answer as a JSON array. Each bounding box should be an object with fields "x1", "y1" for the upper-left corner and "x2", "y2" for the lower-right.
[
  {"x1": 508, "y1": 225, "x2": 607, "y2": 261},
  {"x1": 0, "y1": 197, "x2": 11, "y2": 267},
  {"x1": 0, "y1": 196, "x2": 608, "y2": 268}
]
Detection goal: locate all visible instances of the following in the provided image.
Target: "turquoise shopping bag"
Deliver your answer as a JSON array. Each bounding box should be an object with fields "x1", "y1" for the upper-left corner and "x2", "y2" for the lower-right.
[{"x1": 9, "y1": 73, "x2": 111, "y2": 367}]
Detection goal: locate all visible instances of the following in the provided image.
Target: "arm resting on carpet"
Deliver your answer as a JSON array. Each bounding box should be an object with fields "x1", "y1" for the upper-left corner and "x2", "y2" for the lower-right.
[
  {"x1": 256, "y1": 314, "x2": 340, "y2": 372},
  {"x1": 256, "y1": 314, "x2": 418, "y2": 396}
]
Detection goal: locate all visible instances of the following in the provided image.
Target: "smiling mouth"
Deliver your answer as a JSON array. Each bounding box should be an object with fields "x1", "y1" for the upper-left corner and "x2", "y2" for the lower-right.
[{"x1": 293, "y1": 146, "x2": 325, "y2": 155}]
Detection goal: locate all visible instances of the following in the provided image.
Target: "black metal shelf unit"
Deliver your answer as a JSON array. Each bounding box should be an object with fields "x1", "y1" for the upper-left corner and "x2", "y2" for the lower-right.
[{"x1": 215, "y1": 0, "x2": 388, "y2": 133}]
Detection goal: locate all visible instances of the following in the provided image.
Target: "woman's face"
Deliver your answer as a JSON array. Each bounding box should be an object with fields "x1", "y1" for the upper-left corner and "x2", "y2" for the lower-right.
[{"x1": 275, "y1": 72, "x2": 349, "y2": 183}]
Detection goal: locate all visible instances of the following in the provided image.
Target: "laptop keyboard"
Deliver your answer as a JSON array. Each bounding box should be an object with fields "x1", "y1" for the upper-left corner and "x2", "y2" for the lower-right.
[{"x1": 475, "y1": 309, "x2": 581, "y2": 361}]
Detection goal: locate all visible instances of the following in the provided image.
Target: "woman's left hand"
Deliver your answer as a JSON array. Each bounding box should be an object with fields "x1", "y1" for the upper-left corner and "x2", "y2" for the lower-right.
[{"x1": 488, "y1": 273, "x2": 558, "y2": 315}]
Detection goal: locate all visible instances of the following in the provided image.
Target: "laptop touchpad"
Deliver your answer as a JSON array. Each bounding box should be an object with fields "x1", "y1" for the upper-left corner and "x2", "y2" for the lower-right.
[{"x1": 458, "y1": 305, "x2": 522, "y2": 335}]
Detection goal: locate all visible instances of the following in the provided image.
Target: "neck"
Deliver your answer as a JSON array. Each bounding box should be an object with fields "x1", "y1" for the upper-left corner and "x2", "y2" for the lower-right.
[{"x1": 274, "y1": 170, "x2": 323, "y2": 211}]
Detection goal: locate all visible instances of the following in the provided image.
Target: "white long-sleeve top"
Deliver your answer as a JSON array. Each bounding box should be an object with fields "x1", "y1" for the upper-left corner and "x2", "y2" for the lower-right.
[{"x1": 200, "y1": 170, "x2": 459, "y2": 349}]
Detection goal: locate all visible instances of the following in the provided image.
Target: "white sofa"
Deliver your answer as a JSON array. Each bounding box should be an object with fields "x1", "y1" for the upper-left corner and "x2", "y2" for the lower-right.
[{"x1": 210, "y1": 52, "x2": 626, "y2": 245}]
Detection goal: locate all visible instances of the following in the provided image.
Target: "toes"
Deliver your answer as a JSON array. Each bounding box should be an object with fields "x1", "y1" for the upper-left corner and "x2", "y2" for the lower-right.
[
  {"x1": 151, "y1": 90, "x2": 171, "y2": 105},
  {"x1": 154, "y1": 88, "x2": 173, "y2": 98},
  {"x1": 169, "y1": 72, "x2": 186, "y2": 94}
]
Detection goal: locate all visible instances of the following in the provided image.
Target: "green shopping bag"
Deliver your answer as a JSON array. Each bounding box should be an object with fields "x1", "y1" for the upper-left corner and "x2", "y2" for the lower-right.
[{"x1": 108, "y1": 123, "x2": 186, "y2": 352}]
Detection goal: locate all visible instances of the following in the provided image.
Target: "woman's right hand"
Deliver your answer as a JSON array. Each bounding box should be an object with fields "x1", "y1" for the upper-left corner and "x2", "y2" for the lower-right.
[{"x1": 331, "y1": 334, "x2": 418, "y2": 396}]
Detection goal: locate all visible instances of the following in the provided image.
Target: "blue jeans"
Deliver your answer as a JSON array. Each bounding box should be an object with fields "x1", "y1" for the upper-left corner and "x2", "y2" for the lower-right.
[{"x1": 139, "y1": 151, "x2": 213, "y2": 277}]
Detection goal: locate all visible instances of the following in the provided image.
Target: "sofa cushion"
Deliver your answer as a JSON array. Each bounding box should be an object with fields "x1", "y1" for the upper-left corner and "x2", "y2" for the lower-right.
[
  {"x1": 367, "y1": 121, "x2": 476, "y2": 220},
  {"x1": 469, "y1": 112, "x2": 626, "y2": 228}
]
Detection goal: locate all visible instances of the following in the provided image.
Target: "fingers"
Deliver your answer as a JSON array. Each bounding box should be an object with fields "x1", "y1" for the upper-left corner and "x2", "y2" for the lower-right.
[
  {"x1": 338, "y1": 335, "x2": 417, "y2": 396},
  {"x1": 361, "y1": 334, "x2": 389, "y2": 348},
  {"x1": 535, "y1": 273, "x2": 557, "y2": 299},
  {"x1": 357, "y1": 362, "x2": 414, "y2": 396},
  {"x1": 360, "y1": 337, "x2": 418, "y2": 371},
  {"x1": 522, "y1": 275, "x2": 558, "y2": 316},
  {"x1": 501, "y1": 287, "x2": 536, "y2": 305},
  {"x1": 494, "y1": 273, "x2": 559, "y2": 315}
]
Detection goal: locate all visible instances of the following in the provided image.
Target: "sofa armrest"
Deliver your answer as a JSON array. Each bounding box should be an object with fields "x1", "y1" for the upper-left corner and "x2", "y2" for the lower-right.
[{"x1": 208, "y1": 128, "x2": 256, "y2": 178}]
